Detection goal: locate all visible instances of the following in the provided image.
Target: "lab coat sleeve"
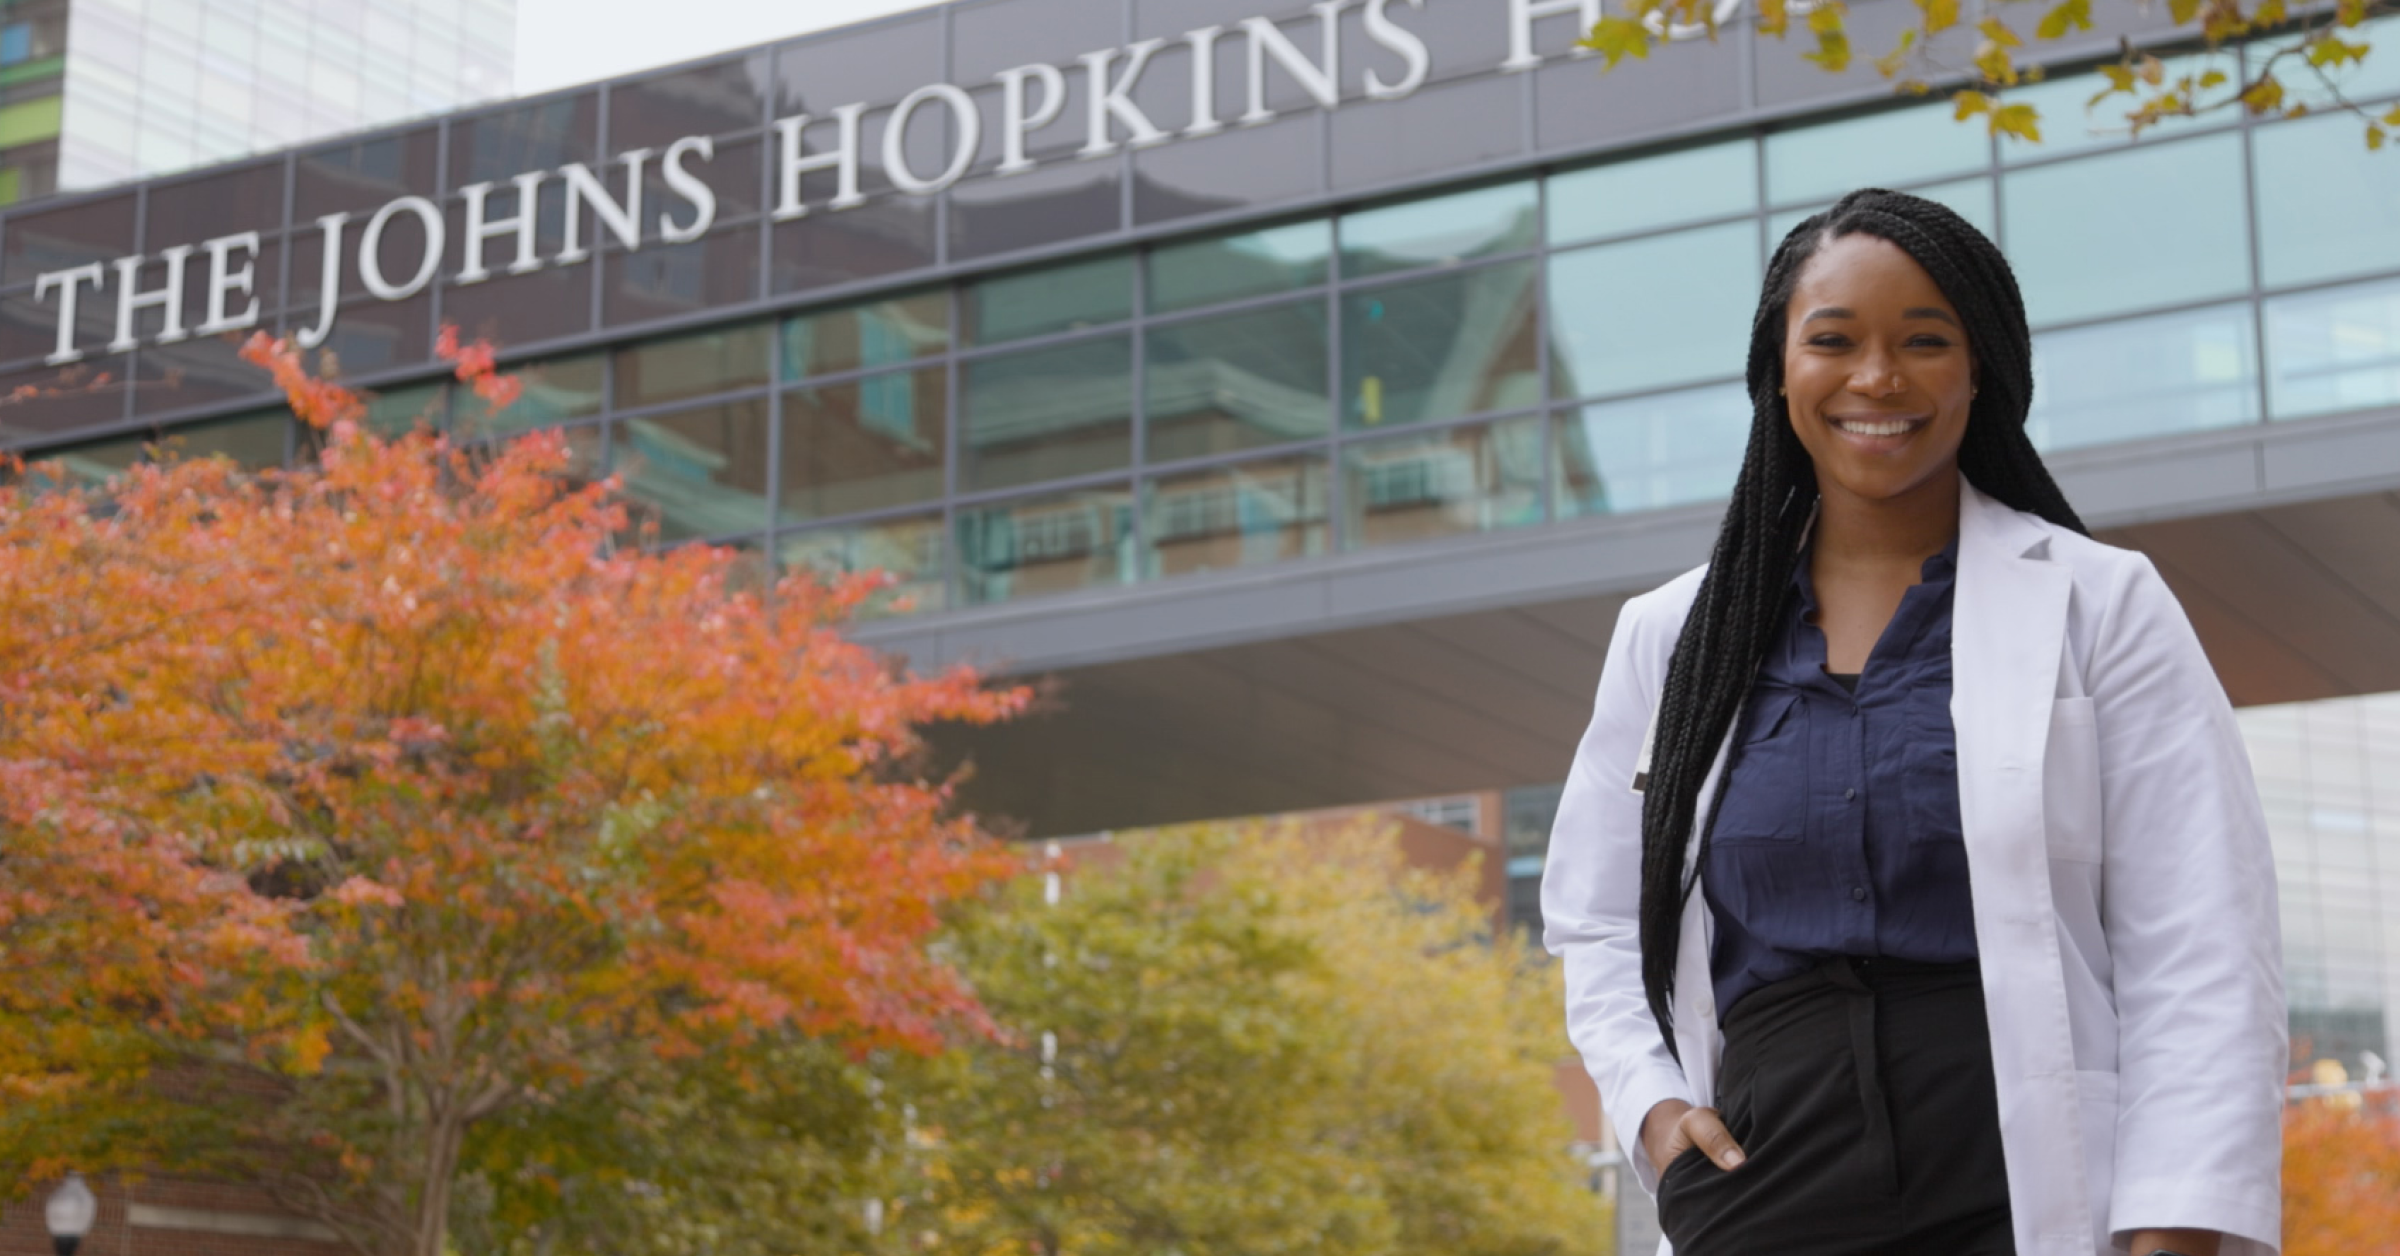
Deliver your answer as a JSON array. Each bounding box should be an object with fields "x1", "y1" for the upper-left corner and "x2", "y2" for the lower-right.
[
  {"x1": 1542, "y1": 587, "x2": 1696, "y2": 1196},
  {"x1": 2088, "y1": 554, "x2": 2287, "y2": 1253}
]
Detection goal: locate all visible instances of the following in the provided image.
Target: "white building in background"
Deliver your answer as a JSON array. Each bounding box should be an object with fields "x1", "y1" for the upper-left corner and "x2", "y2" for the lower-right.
[
  {"x1": 0, "y1": 0, "x2": 514, "y2": 205},
  {"x1": 2244, "y1": 692, "x2": 2400, "y2": 1073}
]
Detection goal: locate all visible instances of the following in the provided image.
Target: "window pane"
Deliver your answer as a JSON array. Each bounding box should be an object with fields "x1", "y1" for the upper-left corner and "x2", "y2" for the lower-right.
[
  {"x1": 610, "y1": 398, "x2": 771, "y2": 544},
  {"x1": 1340, "y1": 181, "x2": 1538, "y2": 279},
  {"x1": 1765, "y1": 103, "x2": 1986, "y2": 207},
  {"x1": 2002, "y1": 135, "x2": 2248, "y2": 326},
  {"x1": 962, "y1": 335, "x2": 1133, "y2": 492},
  {"x1": 1548, "y1": 140, "x2": 1757, "y2": 246},
  {"x1": 957, "y1": 484, "x2": 1134, "y2": 605},
  {"x1": 2028, "y1": 304, "x2": 2258, "y2": 452},
  {"x1": 1343, "y1": 261, "x2": 1541, "y2": 429},
  {"x1": 161, "y1": 411, "x2": 288, "y2": 469},
  {"x1": 1342, "y1": 417, "x2": 1543, "y2": 550},
  {"x1": 1144, "y1": 301, "x2": 1329, "y2": 462},
  {"x1": 360, "y1": 380, "x2": 445, "y2": 436},
  {"x1": 783, "y1": 291, "x2": 951, "y2": 380},
  {"x1": 615, "y1": 322, "x2": 772, "y2": 409},
  {"x1": 2288, "y1": 13, "x2": 2400, "y2": 107},
  {"x1": 1148, "y1": 220, "x2": 1331, "y2": 314},
  {"x1": 2267, "y1": 275, "x2": 2400, "y2": 421},
  {"x1": 2255, "y1": 111, "x2": 2400, "y2": 289},
  {"x1": 1550, "y1": 221, "x2": 1758, "y2": 401},
  {"x1": 966, "y1": 254, "x2": 1132, "y2": 344},
  {"x1": 780, "y1": 514, "x2": 947, "y2": 619},
  {"x1": 455, "y1": 353, "x2": 606, "y2": 442},
  {"x1": 1554, "y1": 382, "x2": 1750, "y2": 516},
  {"x1": 1767, "y1": 176, "x2": 1995, "y2": 248},
  {"x1": 1144, "y1": 455, "x2": 1329, "y2": 580},
  {"x1": 781, "y1": 367, "x2": 946, "y2": 521}
]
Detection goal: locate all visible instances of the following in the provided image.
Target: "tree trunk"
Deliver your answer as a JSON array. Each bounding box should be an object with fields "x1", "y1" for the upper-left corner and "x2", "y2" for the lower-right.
[{"x1": 409, "y1": 1112, "x2": 466, "y2": 1256}]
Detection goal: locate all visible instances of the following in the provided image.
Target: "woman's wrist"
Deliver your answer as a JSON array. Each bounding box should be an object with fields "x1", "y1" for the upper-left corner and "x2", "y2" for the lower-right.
[{"x1": 2127, "y1": 1229, "x2": 2220, "y2": 1256}]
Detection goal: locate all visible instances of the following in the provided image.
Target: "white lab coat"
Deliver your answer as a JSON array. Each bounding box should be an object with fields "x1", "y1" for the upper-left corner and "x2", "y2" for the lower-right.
[{"x1": 1542, "y1": 482, "x2": 2287, "y2": 1256}]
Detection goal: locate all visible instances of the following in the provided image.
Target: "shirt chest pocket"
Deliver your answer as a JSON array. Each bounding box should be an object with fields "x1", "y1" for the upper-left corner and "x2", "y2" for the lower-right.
[{"x1": 1710, "y1": 690, "x2": 1806, "y2": 846}]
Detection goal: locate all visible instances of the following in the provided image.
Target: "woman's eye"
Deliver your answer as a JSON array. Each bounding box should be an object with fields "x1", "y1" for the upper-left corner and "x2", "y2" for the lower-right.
[
  {"x1": 1908, "y1": 335, "x2": 1954, "y2": 348},
  {"x1": 1806, "y1": 334, "x2": 1850, "y2": 348}
]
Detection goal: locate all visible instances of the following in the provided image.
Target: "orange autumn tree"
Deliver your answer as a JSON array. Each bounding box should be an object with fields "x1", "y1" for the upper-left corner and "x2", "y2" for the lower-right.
[
  {"x1": 0, "y1": 332, "x2": 1025, "y2": 1256},
  {"x1": 2284, "y1": 1092, "x2": 2400, "y2": 1255}
]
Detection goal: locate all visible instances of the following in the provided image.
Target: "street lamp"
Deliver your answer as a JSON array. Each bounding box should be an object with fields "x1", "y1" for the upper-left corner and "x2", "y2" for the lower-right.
[{"x1": 44, "y1": 1173, "x2": 96, "y2": 1256}]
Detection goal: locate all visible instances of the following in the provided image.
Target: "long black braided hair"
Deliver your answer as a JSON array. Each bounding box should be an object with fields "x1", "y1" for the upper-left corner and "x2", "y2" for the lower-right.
[{"x1": 1636, "y1": 187, "x2": 2088, "y2": 1053}]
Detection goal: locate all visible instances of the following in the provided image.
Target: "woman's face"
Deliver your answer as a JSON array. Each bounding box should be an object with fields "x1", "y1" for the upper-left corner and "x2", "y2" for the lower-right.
[{"x1": 1780, "y1": 233, "x2": 1975, "y2": 508}]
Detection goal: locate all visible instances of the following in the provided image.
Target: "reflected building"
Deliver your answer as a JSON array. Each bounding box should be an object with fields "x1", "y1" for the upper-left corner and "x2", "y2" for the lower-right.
[{"x1": 0, "y1": 0, "x2": 515, "y2": 206}]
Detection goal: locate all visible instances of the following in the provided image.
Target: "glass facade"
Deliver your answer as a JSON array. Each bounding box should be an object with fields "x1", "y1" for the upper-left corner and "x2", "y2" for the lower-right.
[
  {"x1": 50, "y1": 0, "x2": 515, "y2": 196},
  {"x1": 10, "y1": 33, "x2": 2400, "y2": 617}
]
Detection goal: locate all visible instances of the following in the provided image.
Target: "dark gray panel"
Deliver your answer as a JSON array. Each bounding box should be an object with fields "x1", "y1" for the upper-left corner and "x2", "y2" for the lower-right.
[
  {"x1": 2, "y1": 191, "x2": 136, "y2": 286},
  {"x1": 1336, "y1": 0, "x2": 1511, "y2": 83},
  {"x1": 602, "y1": 222, "x2": 764, "y2": 325},
  {"x1": 2128, "y1": 514, "x2": 2400, "y2": 694},
  {"x1": 1135, "y1": 0, "x2": 1316, "y2": 39},
  {"x1": 1751, "y1": 0, "x2": 1975, "y2": 110},
  {"x1": 1132, "y1": 115, "x2": 1321, "y2": 225},
  {"x1": 953, "y1": 0, "x2": 1126, "y2": 81},
  {"x1": 295, "y1": 126, "x2": 442, "y2": 221},
  {"x1": 608, "y1": 52, "x2": 772, "y2": 149},
  {"x1": 440, "y1": 205, "x2": 595, "y2": 347},
  {"x1": 131, "y1": 337, "x2": 280, "y2": 418},
  {"x1": 770, "y1": 197, "x2": 940, "y2": 295},
  {"x1": 143, "y1": 160, "x2": 288, "y2": 252},
  {"x1": 283, "y1": 292, "x2": 434, "y2": 375},
  {"x1": 772, "y1": 11, "x2": 946, "y2": 113},
  {"x1": 949, "y1": 161, "x2": 1125, "y2": 260},
  {"x1": 2120, "y1": 534, "x2": 2350, "y2": 706},
  {"x1": 0, "y1": 376, "x2": 122, "y2": 444},
  {"x1": 1536, "y1": 36, "x2": 1745, "y2": 153},
  {"x1": 2254, "y1": 494, "x2": 2400, "y2": 625},
  {"x1": 449, "y1": 94, "x2": 601, "y2": 189},
  {"x1": 1329, "y1": 73, "x2": 1526, "y2": 188}
]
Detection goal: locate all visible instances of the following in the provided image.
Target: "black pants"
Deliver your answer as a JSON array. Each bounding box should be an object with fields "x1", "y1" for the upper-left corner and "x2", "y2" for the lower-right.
[{"x1": 1657, "y1": 957, "x2": 2014, "y2": 1255}]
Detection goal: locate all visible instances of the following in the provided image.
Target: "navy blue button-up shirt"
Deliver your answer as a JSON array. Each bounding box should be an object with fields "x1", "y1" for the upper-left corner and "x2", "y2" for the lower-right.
[{"x1": 1702, "y1": 537, "x2": 1976, "y2": 1017}]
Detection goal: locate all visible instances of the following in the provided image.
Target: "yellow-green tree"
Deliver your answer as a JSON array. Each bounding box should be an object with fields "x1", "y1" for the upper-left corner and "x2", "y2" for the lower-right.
[
  {"x1": 1586, "y1": 0, "x2": 2399, "y2": 148},
  {"x1": 900, "y1": 823, "x2": 1607, "y2": 1256}
]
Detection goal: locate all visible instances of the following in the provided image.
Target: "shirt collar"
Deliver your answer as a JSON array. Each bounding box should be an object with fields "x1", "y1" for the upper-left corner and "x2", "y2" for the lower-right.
[{"x1": 1793, "y1": 532, "x2": 1962, "y2": 622}]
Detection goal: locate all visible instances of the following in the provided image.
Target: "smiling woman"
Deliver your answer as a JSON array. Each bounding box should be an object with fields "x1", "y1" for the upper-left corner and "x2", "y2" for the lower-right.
[{"x1": 1542, "y1": 189, "x2": 2289, "y2": 1256}]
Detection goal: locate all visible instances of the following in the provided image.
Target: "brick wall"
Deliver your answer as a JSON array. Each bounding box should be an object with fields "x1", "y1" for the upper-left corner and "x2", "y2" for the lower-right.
[{"x1": 0, "y1": 1177, "x2": 350, "y2": 1256}]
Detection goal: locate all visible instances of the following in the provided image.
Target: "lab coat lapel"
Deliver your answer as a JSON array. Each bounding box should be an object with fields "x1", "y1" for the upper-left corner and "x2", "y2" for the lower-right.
[{"x1": 1951, "y1": 483, "x2": 2092, "y2": 1255}]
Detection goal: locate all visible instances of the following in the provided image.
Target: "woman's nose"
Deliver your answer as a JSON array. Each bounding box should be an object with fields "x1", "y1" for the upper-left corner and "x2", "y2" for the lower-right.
[{"x1": 1848, "y1": 357, "x2": 1906, "y2": 397}]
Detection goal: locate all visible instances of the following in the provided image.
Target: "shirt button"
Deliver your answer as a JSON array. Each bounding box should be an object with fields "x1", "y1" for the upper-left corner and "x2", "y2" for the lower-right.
[
  {"x1": 1851, "y1": 886, "x2": 1868, "y2": 902},
  {"x1": 1843, "y1": 787, "x2": 1857, "y2": 801}
]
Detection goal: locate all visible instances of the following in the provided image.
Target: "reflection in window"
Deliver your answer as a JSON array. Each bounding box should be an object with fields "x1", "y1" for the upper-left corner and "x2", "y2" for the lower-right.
[
  {"x1": 781, "y1": 514, "x2": 947, "y2": 618},
  {"x1": 155, "y1": 411, "x2": 290, "y2": 471},
  {"x1": 1765, "y1": 104, "x2": 1987, "y2": 207},
  {"x1": 1340, "y1": 181, "x2": 1538, "y2": 278},
  {"x1": 1549, "y1": 140, "x2": 1757, "y2": 246},
  {"x1": 1144, "y1": 301, "x2": 1329, "y2": 463},
  {"x1": 1343, "y1": 262, "x2": 1540, "y2": 429},
  {"x1": 2254, "y1": 111, "x2": 2400, "y2": 289},
  {"x1": 957, "y1": 485, "x2": 1134, "y2": 605},
  {"x1": 609, "y1": 398, "x2": 771, "y2": 544},
  {"x1": 2028, "y1": 304, "x2": 2257, "y2": 452},
  {"x1": 2003, "y1": 135, "x2": 2247, "y2": 327},
  {"x1": 360, "y1": 380, "x2": 446, "y2": 436},
  {"x1": 966, "y1": 254, "x2": 1132, "y2": 344},
  {"x1": 615, "y1": 321, "x2": 772, "y2": 409},
  {"x1": 784, "y1": 290, "x2": 950, "y2": 379},
  {"x1": 1143, "y1": 456, "x2": 1328, "y2": 579},
  {"x1": 2267, "y1": 276, "x2": 2400, "y2": 421},
  {"x1": 1554, "y1": 383, "x2": 1749, "y2": 517},
  {"x1": 1342, "y1": 417, "x2": 1543, "y2": 550},
  {"x1": 962, "y1": 336, "x2": 1132, "y2": 492},
  {"x1": 1550, "y1": 221, "x2": 1757, "y2": 402},
  {"x1": 782, "y1": 367, "x2": 946, "y2": 521},
  {"x1": 1150, "y1": 221, "x2": 1331, "y2": 314},
  {"x1": 454, "y1": 353, "x2": 605, "y2": 442}
]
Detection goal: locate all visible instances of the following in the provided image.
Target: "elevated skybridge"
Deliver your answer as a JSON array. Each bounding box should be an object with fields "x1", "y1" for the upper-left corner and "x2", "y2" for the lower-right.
[{"x1": 858, "y1": 404, "x2": 2400, "y2": 838}]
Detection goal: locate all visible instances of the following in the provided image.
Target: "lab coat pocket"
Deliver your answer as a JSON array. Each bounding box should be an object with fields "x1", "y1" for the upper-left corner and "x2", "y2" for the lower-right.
[{"x1": 2045, "y1": 697, "x2": 2104, "y2": 863}]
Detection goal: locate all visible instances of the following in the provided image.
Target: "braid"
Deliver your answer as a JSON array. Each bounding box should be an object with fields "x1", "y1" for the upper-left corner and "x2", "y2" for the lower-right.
[{"x1": 1634, "y1": 187, "x2": 2084, "y2": 1053}]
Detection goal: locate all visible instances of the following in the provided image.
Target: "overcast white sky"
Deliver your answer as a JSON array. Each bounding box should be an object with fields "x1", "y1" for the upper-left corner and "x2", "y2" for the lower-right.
[{"x1": 515, "y1": 0, "x2": 945, "y2": 95}]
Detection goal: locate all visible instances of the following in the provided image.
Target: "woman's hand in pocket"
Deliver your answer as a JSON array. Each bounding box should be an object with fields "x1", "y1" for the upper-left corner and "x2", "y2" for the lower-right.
[{"x1": 1640, "y1": 1098, "x2": 1748, "y2": 1174}]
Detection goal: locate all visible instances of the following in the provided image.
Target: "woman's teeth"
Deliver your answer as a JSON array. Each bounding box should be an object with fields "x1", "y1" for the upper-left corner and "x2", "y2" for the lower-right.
[{"x1": 1832, "y1": 417, "x2": 1920, "y2": 437}]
